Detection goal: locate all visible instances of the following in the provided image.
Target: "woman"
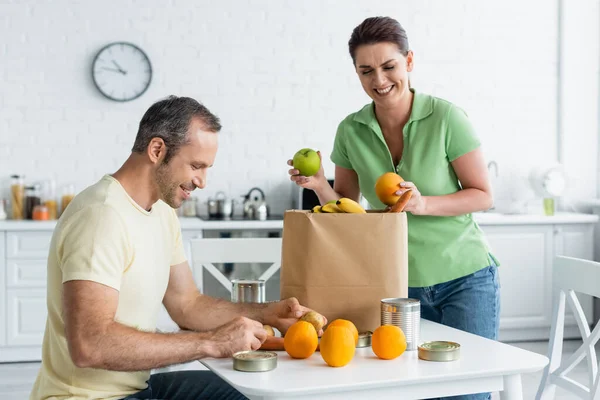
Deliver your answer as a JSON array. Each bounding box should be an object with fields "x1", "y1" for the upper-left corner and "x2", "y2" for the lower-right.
[{"x1": 288, "y1": 16, "x2": 500, "y2": 400}]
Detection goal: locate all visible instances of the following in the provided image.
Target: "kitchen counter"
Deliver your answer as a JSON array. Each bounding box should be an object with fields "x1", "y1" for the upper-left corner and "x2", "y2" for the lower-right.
[{"x1": 0, "y1": 211, "x2": 597, "y2": 231}]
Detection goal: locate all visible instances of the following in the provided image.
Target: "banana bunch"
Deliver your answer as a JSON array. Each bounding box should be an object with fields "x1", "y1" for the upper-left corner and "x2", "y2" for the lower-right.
[{"x1": 311, "y1": 198, "x2": 366, "y2": 214}]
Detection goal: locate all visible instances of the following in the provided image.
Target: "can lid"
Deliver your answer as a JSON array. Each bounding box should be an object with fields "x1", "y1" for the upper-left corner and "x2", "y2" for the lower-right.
[
  {"x1": 357, "y1": 331, "x2": 372, "y2": 348},
  {"x1": 418, "y1": 341, "x2": 461, "y2": 362},
  {"x1": 233, "y1": 350, "x2": 277, "y2": 372},
  {"x1": 381, "y1": 298, "x2": 421, "y2": 311}
]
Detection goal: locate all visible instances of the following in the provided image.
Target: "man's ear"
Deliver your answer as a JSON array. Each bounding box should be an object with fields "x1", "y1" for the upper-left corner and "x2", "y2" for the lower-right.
[{"x1": 147, "y1": 138, "x2": 167, "y2": 164}]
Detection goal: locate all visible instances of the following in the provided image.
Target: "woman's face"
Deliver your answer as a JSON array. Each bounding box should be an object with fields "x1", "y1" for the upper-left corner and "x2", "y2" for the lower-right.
[{"x1": 354, "y1": 42, "x2": 413, "y2": 109}]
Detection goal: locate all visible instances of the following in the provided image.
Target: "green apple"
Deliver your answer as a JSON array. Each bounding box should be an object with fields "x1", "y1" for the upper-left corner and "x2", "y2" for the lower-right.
[{"x1": 292, "y1": 148, "x2": 321, "y2": 177}]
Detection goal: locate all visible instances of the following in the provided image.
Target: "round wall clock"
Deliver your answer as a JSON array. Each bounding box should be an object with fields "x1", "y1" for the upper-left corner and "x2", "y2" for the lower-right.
[{"x1": 92, "y1": 42, "x2": 152, "y2": 102}]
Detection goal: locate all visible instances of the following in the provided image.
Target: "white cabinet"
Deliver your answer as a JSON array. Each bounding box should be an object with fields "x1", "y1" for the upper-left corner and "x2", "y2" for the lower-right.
[
  {"x1": 1, "y1": 230, "x2": 51, "y2": 362},
  {"x1": 482, "y1": 222, "x2": 595, "y2": 342}
]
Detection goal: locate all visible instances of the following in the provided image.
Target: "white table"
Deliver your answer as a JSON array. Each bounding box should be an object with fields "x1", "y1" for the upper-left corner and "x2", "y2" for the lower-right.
[{"x1": 200, "y1": 319, "x2": 549, "y2": 399}]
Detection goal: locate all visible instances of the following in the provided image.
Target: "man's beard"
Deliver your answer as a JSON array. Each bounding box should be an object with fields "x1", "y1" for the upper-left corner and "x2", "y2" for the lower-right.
[{"x1": 155, "y1": 162, "x2": 181, "y2": 209}]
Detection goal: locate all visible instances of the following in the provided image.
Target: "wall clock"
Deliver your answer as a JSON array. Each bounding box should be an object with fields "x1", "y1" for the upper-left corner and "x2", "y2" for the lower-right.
[{"x1": 92, "y1": 42, "x2": 152, "y2": 102}]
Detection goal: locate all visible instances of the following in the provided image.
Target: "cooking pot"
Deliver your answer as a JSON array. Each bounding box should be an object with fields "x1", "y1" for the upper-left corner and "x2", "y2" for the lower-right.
[{"x1": 207, "y1": 191, "x2": 234, "y2": 219}]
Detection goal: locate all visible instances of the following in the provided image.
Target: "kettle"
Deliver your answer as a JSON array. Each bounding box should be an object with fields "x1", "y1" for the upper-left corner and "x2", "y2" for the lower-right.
[{"x1": 242, "y1": 187, "x2": 269, "y2": 220}]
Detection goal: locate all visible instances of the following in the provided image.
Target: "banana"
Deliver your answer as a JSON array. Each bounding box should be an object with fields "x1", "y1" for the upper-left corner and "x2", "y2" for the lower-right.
[
  {"x1": 336, "y1": 198, "x2": 366, "y2": 214},
  {"x1": 312, "y1": 205, "x2": 322, "y2": 213},
  {"x1": 321, "y1": 203, "x2": 344, "y2": 213}
]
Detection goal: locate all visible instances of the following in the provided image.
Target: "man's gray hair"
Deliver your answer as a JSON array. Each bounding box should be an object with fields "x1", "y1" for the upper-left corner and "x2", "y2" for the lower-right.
[{"x1": 132, "y1": 95, "x2": 221, "y2": 163}]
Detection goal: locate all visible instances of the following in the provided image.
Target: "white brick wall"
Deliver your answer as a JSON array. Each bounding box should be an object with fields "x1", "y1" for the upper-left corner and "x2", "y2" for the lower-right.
[{"x1": 0, "y1": 0, "x2": 597, "y2": 215}]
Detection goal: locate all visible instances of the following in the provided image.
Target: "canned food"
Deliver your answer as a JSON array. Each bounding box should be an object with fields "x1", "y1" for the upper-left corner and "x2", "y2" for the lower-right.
[
  {"x1": 231, "y1": 280, "x2": 265, "y2": 303},
  {"x1": 232, "y1": 350, "x2": 277, "y2": 372},
  {"x1": 381, "y1": 298, "x2": 420, "y2": 351},
  {"x1": 357, "y1": 331, "x2": 372, "y2": 348},
  {"x1": 418, "y1": 341, "x2": 461, "y2": 362}
]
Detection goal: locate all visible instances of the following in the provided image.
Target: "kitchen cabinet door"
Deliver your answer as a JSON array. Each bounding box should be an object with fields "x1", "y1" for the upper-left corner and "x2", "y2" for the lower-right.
[
  {"x1": 482, "y1": 225, "x2": 554, "y2": 341},
  {"x1": 0, "y1": 232, "x2": 5, "y2": 347},
  {"x1": 6, "y1": 289, "x2": 47, "y2": 346}
]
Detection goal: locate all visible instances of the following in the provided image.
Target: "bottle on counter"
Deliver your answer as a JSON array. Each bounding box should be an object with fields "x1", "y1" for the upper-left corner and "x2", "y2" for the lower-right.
[
  {"x1": 0, "y1": 198, "x2": 7, "y2": 220},
  {"x1": 61, "y1": 184, "x2": 75, "y2": 216},
  {"x1": 10, "y1": 175, "x2": 25, "y2": 220},
  {"x1": 25, "y1": 184, "x2": 42, "y2": 220},
  {"x1": 42, "y1": 180, "x2": 58, "y2": 220}
]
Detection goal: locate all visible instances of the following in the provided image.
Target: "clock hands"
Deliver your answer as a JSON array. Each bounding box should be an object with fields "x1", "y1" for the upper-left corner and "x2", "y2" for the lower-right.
[
  {"x1": 111, "y1": 60, "x2": 127, "y2": 75},
  {"x1": 101, "y1": 67, "x2": 126, "y2": 74}
]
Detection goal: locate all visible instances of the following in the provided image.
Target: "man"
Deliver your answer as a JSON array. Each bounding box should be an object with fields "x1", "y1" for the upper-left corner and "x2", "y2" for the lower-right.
[{"x1": 30, "y1": 96, "x2": 317, "y2": 400}]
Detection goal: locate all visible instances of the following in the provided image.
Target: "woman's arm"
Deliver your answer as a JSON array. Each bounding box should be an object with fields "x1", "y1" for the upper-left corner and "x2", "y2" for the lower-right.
[{"x1": 401, "y1": 148, "x2": 493, "y2": 216}]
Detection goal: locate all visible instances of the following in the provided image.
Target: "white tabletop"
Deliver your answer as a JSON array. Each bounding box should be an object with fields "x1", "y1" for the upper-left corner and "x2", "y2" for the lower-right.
[{"x1": 201, "y1": 319, "x2": 549, "y2": 399}]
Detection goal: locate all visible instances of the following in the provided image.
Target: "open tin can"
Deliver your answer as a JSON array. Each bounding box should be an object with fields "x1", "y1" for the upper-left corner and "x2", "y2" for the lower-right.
[
  {"x1": 357, "y1": 331, "x2": 372, "y2": 348},
  {"x1": 418, "y1": 341, "x2": 461, "y2": 362},
  {"x1": 233, "y1": 350, "x2": 278, "y2": 372}
]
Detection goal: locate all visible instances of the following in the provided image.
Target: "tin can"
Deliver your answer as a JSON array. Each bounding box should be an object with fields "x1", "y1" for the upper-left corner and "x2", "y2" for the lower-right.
[
  {"x1": 233, "y1": 350, "x2": 277, "y2": 372},
  {"x1": 418, "y1": 341, "x2": 461, "y2": 362},
  {"x1": 231, "y1": 279, "x2": 265, "y2": 303},
  {"x1": 381, "y1": 298, "x2": 420, "y2": 351},
  {"x1": 357, "y1": 331, "x2": 372, "y2": 348}
]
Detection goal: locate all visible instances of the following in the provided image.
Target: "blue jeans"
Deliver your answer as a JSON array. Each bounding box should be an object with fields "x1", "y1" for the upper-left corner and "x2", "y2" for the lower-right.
[
  {"x1": 409, "y1": 263, "x2": 501, "y2": 400},
  {"x1": 122, "y1": 370, "x2": 247, "y2": 400}
]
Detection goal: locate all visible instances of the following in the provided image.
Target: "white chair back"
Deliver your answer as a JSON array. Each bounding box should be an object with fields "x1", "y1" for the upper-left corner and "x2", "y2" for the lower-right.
[{"x1": 536, "y1": 255, "x2": 600, "y2": 399}]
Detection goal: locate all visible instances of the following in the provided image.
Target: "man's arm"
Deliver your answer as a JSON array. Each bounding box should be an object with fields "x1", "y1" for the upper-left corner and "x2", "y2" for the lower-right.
[
  {"x1": 64, "y1": 280, "x2": 266, "y2": 371},
  {"x1": 163, "y1": 261, "x2": 271, "y2": 332},
  {"x1": 163, "y1": 261, "x2": 321, "y2": 336}
]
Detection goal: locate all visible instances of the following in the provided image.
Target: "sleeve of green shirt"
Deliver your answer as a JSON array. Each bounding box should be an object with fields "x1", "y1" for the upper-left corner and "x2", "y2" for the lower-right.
[
  {"x1": 330, "y1": 121, "x2": 354, "y2": 169},
  {"x1": 445, "y1": 105, "x2": 481, "y2": 162}
]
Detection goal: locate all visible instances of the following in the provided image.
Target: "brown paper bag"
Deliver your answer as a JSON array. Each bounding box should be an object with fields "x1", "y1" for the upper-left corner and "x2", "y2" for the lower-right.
[{"x1": 280, "y1": 210, "x2": 408, "y2": 333}]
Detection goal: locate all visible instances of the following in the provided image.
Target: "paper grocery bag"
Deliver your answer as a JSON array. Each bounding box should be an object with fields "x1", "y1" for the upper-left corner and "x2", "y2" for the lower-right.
[{"x1": 280, "y1": 210, "x2": 408, "y2": 333}]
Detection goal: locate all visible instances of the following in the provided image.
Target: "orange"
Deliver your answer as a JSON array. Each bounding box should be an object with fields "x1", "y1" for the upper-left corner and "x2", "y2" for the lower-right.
[
  {"x1": 320, "y1": 325, "x2": 355, "y2": 367},
  {"x1": 328, "y1": 319, "x2": 359, "y2": 346},
  {"x1": 372, "y1": 325, "x2": 407, "y2": 360},
  {"x1": 374, "y1": 172, "x2": 404, "y2": 206},
  {"x1": 284, "y1": 321, "x2": 318, "y2": 359}
]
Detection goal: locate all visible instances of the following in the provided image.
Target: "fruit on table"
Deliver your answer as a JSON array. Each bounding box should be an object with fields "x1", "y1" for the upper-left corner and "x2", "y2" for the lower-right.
[
  {"x1": 336, "y1": 198, "x2": 366, "y2": 214},
  {"x1": 263, "y1": 324, "x2": 275, "y2": 336},
  {"x1": 372, "y1": 325, "x2": 407, "y2": 360},
  {"x1": 260, "y1": 335, "x2": 285, "y2": 351},
  {"x1": 284, "y1": 321, "x2": 318, "y2": 359},
  {"x1": 375, "y1": 172, "x2": 404, "y2": 206},
  {"x1": 388, "y1": 189, "x2": 413, "y2": 213},
  {"x1": 292, "y1": 148, "x2": 321, "y2": 177},
  {"x1": 320, "y1": 325, "x2": 356, "y2": 367},
  {"x1": 328, "y1": 319, "x2": 359, "y2": 346},
  {"x1": 300, "y1": 310, "x2": 327, "y2": 333},
  {"x1": 311, "y1": 205, "x2": 322, "y2": 213}
]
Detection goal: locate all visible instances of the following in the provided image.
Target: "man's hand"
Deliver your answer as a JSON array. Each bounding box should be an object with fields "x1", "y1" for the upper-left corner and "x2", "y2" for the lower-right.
[
  {"x1": 204, "y1": 316, "x2": 267, "y2": 358},
  {"x1": 262, "y1": 297, "x2": 327, "y2": 336}
]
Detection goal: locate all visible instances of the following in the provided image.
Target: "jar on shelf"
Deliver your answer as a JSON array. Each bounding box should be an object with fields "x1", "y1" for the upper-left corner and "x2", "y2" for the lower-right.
[
  {"x1": 42, "y1": 180, "x2": 58, "y2": 220},
  {"x1": 183, "y1": 197, "x2": 197, "y2": 217},
  {"x1": 10, "y1": 175, "x2": 25, "y2": 220},
  {"x1": 32, "y1": 204, "x2": 49, "y2": 221},
  {"x1": 61, "y1": 184, "x2": 75, "y2": 216},
  {"x1": 25, "y1": 184, "x2": 42, "y2": 220}
]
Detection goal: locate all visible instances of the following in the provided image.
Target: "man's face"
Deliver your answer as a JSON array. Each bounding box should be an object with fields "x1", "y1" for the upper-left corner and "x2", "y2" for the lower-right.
[{"x1": 155, "y1": 119, "x2": 218, "y2": 208}]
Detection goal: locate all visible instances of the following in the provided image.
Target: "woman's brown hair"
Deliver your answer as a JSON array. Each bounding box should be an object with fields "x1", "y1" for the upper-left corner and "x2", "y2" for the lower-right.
[{"x1": 348, "y1": 17, "x2": 410, "y2": 65}]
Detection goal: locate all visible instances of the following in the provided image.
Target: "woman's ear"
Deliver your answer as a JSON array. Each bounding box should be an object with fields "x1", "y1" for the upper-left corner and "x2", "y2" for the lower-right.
[{"x1": 406, "y1": 50, "x2": 414, "y2": 72}]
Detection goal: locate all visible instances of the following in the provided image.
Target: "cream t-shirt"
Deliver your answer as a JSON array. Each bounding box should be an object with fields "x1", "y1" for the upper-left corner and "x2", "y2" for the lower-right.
[{"x1": 30, "y1": 175, "x2": 187, "y2": 400}]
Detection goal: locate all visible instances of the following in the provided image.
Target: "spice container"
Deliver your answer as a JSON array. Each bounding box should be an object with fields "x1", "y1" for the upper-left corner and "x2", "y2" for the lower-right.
[
  {"x1": 10, "y1": 175, "x2": 25, "y2": 220},
  {"x1": 381, "y1": 298, "x2": 420, "y2": 351},
  {"x1": 42, "y1": 180, "x2": 58, "y2": 220},
  {"x1": 61, "y1": 184, "x2": 75, "y2": 216},
  {"x1": 418, "y1": 341, "x2": 461, "y2": 362},
  {"x1": 25, "y1": 184, "x2": 41, "y2": 220},
  {"x1": 32, "y1": 205, "x2": 49, "y2": 221},
  {"x1": 182, "y1": 198, "x2": 197, "y2": 217},
  {"x1": 233, "y1": 350, "x2": 277, "y2": 372}
]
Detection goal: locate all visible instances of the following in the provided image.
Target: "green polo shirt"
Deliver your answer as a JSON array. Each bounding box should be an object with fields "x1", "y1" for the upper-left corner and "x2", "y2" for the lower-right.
[{"x1": 331, "y1": 88, "x2": 498, "y2": 287}]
